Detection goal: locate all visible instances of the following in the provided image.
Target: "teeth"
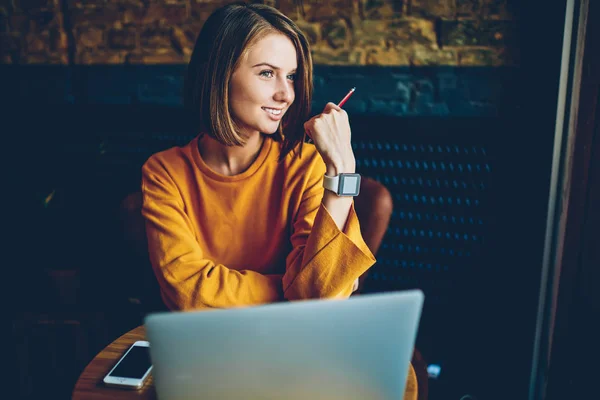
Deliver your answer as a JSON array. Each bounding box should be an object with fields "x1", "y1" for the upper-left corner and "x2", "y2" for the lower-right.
[{"x1": 263, "y1": 108, "x2": 282, "y2": 115}]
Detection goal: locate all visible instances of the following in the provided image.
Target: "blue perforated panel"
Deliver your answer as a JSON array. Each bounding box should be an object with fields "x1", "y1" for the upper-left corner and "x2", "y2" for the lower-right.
[{"x1": 352, "y1": 138, "x2": 494, "y2": 306}]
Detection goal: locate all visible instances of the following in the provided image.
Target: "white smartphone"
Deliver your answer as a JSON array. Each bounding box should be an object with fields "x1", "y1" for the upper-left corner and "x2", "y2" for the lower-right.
[{"x1": 103, "y1": 340, "x2": 153, "y2": 389}]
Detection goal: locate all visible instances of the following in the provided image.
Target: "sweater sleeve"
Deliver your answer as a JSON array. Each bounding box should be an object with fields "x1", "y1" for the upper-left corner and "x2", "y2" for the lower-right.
[
  {"x1": 141, "y1": 162, "x2": 283, "y2": 310},
  {"x1": 282, "y1": 158, "x2": 376, "y2": 300}
]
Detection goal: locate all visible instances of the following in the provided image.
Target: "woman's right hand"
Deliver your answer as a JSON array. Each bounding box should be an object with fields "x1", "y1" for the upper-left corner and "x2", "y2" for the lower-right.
[
  {"x1": 333, "y1": 278, "x2": 360, "y2": 299},
  {"x1": 304, "y1": 102, "x2": 356, "y2": 177},
  {"x1": 352, "y1": 278, "x2": 359, "y2": 293}
]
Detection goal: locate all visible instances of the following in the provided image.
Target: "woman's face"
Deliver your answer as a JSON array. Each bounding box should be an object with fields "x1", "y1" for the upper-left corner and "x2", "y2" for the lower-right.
[{"x1": 229, "y1": 32, "x2": 297, "y2": 138}]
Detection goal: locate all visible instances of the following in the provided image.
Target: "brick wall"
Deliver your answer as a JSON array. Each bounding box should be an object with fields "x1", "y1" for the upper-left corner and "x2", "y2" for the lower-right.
[{"x1": 1, "y1": 0, "x2": 518, "y2": 66}]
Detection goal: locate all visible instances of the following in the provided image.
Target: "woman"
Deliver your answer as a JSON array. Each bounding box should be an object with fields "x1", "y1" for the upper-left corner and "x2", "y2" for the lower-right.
[{"x1": 141, "y1": 2, "x2": 375, "y2": 311}]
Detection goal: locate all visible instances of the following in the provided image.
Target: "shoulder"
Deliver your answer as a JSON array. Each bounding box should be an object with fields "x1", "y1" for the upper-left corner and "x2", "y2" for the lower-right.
[
  {"x1": 281, "y1": 142, "x2": 326, "y2": 178},
  {"x1": 142, "y1": 137, "x2": 197, "y2": 180}
]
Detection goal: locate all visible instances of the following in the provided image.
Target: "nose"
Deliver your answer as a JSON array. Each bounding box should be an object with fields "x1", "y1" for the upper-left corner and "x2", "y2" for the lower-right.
[{"x1": 273, "y1": 77, "x2": 294, "y2": 104}]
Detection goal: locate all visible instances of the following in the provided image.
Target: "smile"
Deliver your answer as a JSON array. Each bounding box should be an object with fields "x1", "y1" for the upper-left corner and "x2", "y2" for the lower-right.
[{"x1": 262, "y1": 107, "x2": 282, "y2": 115}]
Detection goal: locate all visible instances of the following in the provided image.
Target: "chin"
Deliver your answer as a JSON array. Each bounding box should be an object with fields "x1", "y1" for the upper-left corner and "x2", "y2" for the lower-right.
[{"x1": 260, "y1": 123, "x2": 281, "y2": 135}]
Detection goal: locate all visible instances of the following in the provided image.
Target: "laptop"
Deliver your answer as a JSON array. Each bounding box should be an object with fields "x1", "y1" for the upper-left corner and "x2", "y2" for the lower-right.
[{"x1": 144, "y1": 290, "x2": 424, "y2": 400}]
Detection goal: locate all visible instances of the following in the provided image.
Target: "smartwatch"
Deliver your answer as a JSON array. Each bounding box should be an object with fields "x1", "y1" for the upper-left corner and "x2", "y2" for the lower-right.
[{"x1": 323, "y1": 173, "x2": 361, "y2": 197}]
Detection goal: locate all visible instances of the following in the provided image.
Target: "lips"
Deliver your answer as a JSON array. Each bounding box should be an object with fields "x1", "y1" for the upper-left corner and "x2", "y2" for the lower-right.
[
  {"x1": 262, "y1": 106, "x2": 285, "y2": 121},
  {"x1": 262, "y1": 107, "x2": 282, "y2": 115}
]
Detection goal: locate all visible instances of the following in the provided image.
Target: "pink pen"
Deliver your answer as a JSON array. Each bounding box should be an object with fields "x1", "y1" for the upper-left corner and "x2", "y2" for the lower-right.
[{"x1": 337, "y1": 87, "x2": 356, "y2": 108}]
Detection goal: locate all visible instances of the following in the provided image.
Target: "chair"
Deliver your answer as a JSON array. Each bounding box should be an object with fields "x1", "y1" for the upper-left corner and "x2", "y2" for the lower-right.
[
  {"x1": 119, "y1": 176, "x2": 428, "y2": 400},
  {"x1": 353, "y1": 176, "x2": 394, "y2": 293}
]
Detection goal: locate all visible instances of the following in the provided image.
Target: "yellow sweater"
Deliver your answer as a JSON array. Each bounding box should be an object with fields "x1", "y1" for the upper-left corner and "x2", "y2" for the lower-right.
[{"x1": 141, "y1": 135, "x2": 376, "y2": 310}]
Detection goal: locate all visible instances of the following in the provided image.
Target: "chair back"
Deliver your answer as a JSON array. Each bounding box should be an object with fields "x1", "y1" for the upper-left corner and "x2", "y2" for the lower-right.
[
  {"x1": 354, "y1": 176, "x2": 394, "y2": 254},
  {"x1": 353, "y1": 176, "x2": 394, "y2": 291}
]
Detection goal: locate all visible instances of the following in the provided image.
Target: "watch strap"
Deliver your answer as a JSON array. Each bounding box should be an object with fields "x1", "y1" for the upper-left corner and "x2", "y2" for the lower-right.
[{"x1": 323, "y1": 174, "x2": 340, "y2": 194}]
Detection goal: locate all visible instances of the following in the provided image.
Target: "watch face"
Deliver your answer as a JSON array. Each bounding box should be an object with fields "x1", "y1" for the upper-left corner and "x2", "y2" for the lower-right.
[{"x1": 340, "y1": 174, "x2": 360, "y2": 196}]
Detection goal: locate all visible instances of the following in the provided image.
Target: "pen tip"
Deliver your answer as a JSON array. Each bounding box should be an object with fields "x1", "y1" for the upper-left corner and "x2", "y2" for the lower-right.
[{"x1": 351, "y1": 87, "x2": 356, "y2": 91}]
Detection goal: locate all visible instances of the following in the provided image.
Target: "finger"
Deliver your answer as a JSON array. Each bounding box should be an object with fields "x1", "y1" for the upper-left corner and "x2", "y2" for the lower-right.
[
  {"x1": 323, "y1": 102, "x2": 342, "y2": 113},
  {"x1": 303, "y1": 120, "x2": 312, "y2": 133},
  {"x1": 302, "y1": 122, "x2": 312, "y2": 139}
]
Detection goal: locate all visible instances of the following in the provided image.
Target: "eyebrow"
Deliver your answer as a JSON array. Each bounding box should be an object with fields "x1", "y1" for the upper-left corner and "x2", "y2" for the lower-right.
[{"x1": 252, "y1": 62, "x2": 297, "y2": 72}]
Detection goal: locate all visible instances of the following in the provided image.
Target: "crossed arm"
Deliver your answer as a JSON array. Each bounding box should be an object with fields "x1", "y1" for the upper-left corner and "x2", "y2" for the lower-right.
[{"x1": 141, "y1": 163, "x2": 373, "y2": 311}]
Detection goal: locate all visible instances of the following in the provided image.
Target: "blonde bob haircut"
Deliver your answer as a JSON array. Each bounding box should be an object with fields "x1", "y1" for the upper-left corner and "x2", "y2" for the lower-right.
[{"x1": 184, "y1": 2, "x2": 313, "y2": 160}]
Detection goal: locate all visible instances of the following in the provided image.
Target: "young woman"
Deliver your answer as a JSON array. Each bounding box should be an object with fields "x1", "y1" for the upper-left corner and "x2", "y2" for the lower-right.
[{"x1": 141, "y1": 2, "x2": 375, "y2": 311}]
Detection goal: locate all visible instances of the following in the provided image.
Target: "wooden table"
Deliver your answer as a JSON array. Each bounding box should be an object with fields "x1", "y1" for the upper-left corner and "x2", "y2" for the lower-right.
[
  {"x1": 73, "y1": 325, "x2": 418, "y2": 400},
  {"x1": 73, "y1": 325, "x2": 154, "y2": 400}
]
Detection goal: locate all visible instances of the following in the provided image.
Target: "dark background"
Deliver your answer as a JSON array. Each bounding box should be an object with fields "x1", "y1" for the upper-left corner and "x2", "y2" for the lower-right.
[{"x1": 4, "y1": 1, "x2": 599, "y2": 399}]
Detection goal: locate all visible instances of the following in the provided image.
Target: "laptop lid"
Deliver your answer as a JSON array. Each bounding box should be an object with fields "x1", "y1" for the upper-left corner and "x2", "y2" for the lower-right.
[{"x1": 145, "y1": 290, "x2": 424, "y2": 400}]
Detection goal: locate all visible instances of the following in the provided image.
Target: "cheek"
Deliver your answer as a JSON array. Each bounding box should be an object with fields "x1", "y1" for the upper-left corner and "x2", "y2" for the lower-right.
[
  {"x1": 230, "y1": 82, "x2": 251, "y2": 105},
  {"x1": 234, "y1": 85, "x2": 267, "y2": 112},
  {"x1": 229, "y1": 73, "x2": 257, "y2": 106},
  {"x1": 229, "y1": 86, "x2": 256, "y2": 120}
]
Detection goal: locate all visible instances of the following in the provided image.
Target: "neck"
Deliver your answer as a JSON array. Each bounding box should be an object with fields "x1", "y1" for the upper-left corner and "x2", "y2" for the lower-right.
[{"x1": 198, "y1": 132, "x2": 265, "y2": 176}]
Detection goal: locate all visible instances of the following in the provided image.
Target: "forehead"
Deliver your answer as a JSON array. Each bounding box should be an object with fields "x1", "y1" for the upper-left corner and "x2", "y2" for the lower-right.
[{"x1": 244, "y1": 32, "x2": 298, "y2": 70}]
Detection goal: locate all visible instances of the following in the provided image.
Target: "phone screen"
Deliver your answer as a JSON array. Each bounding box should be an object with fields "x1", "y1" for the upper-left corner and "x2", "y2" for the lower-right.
[{"x1": 109, "y1": 345, "x2": 152, "y2": 379}]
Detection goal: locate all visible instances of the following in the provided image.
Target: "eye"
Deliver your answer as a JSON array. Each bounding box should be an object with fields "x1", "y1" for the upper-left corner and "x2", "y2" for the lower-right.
[
  {"x1": 259, "y1": 70, "x2": 274, "y2": 78},
  {"x1": 287, "y1": 73, "x2": 297, "y2": 81}
]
